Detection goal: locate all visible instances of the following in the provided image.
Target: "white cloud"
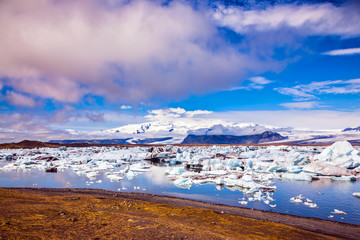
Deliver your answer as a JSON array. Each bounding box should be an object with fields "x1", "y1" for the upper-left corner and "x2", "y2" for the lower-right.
[
  {"x1": 275, "y1": 87, "x2": 316, "y2": 101},
  {"x1": 249, "y1": 76, "x2": 272, "y2": 85},
  {"x1": 275, "y1": 78, "x2": 360, "y2": 100},
  {"x1": 120, "y1": 105, "x2": 132, "y2": 110},
  {"x1": 185, "y1": 110, "x2": 213, "y2": 118},
  {"x1": 280, "y1": 101, "x2": 320, "y2": 109},
  {"x1": 229, "y1": 76, "x2": 273, "y2": 91},
  {"x1": 145, "y1": 108, "x2": 210, "y2": 121},
  {"x1": 212, "y1": 2, "x2": 360, "y2": 36},
  {"x1": 323, "y1": 48, "x2": 360, "y2": 56}
]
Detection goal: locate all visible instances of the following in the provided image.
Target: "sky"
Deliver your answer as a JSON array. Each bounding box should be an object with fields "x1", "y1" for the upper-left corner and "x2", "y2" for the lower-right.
[{"x1": 0, "y1": 0, "x2": 360, "y2": 142}]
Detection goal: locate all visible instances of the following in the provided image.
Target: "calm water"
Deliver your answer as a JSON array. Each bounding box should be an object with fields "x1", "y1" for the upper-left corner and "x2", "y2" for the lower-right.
[{"x1": 1, "y1": 165, "x2": 359, "y2": 225}]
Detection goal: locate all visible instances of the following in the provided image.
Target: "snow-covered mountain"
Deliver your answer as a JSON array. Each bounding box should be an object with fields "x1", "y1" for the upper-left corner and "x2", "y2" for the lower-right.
[
  {"x1": 77, "y1": 109, "x2": 360, "y2": 145},
  {"x1": 98, "y1": 115, "x2": 287, "y2": 144}
]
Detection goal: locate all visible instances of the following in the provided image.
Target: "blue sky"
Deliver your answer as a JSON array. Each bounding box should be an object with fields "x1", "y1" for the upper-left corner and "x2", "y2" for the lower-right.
[{"x1": 0, "y1": 0, "x2": 360, "y2": 142}]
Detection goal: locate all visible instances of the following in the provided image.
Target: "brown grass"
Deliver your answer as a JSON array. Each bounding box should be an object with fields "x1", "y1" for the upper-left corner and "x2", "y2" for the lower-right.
[{"x1": 0, "y1": 189, "x2": 337, "y2": 240}]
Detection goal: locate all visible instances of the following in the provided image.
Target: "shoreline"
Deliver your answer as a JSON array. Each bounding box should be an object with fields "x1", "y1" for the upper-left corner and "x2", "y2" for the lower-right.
[{"x1": 5, "y1": 187, "x2": 360, "y2": 239}]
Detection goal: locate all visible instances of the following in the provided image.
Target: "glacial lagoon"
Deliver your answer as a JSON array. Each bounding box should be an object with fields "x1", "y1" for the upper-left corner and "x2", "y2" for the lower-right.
[{"x1": 1, "y1": 142, "x2": 360, "y2": 225}]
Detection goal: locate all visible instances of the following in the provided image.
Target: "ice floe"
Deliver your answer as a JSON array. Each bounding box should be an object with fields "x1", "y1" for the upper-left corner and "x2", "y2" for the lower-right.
[
  {"x1": 316, "y1": 141, "x2": 360, "y2": 169},
  {"x1": 331, "y1": 209, "x2": 347, "y2": 215},
  {"x1": 353, "y1": 192, "x2": 360, "y2": 198}
]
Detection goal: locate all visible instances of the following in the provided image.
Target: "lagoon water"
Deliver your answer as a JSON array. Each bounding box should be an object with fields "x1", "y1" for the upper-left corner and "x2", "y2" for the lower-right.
[{"x1": 1, "y1": 163, "x2": 359, "y2": 225}]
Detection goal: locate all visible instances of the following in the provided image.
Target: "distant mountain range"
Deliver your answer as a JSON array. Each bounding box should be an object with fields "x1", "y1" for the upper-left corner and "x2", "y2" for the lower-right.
[
  {"x1": 49, "y1": 132, "x2": 286, "y2": 145},
  {"x1": 182, "y1": 131, "x2": 287, "y2": 144},
  {"x1": 49, "y1": 137, "x2": 172, "y2": 145},
  {"x1": 343, "y1": 126, "x2": 360, "y2": 132},
  {"x1": 47, "y1": 118, "x2": 360, "y2": 145}
]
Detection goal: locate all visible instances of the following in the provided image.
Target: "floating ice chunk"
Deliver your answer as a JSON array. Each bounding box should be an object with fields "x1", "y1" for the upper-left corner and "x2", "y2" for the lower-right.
[
  {"x1": 290, "y1": 197, "x2": 303, "y2": 204},
  {"x1": 263, "y1": 200, "x2": 270, "y2": 205},
  {"x1": 241, "y1": 175, "x2": 253, "y2": 182},
  {"x1": 107, "y1": 174, "x2": 123, "y2": 182},
  {"x1": 215, "y1": 178, "x2": 224, "y2": 185},
  {"x1": 353, "y1": 192, "x2": 360, "y2": 198},
  {"x1": 303, "y1": 161, "x2": 353, "y2": 176},
  {"x1": 331, "y1": 175, "x2": 356, "y2": 181},
  {"x1": 126, "y1": 170, "x2": 136, "y2": 180},
  {"x1": 204, "y1": 170, "x2": 227, "y2": 176},
  {"x1": 130, "y1": 162, "x2": 151, "y2": 172},
  {"x1": 290, "y1": 194, "x2": 305, "y2": 204},
  {"x1": 317, "y1": 141, "x2": 360, "y2": 169},
  {"x1": 331, "y1": 209, "x2": 347, "y2": 215},
  {"x1": 328, "y1": 215, "x2": 334, "y2": 218},
  {"x1": 282, "y1": 172, "x2": 312, "y2": 181},
  {"x1": 266, "y1": 195, "x2": 274, "y2": 201},
  {"x1": 166, "y1": 167, "x2": 185, "y2": 176},
  {"x1": 269, "y1": 204, "x2": 276, "y2": 208},
  {"x1": 239, "y1": 201, "x2": 248, "y2": 205},
  {"x1": 286, "y1": 166, "x2": 303, "y2": 174},
  {"x1": 309, "y1": 203, "x2": 318, "y2": 208},
  {"x1": 174, "y1": 178, "x2": 193, "y2": 188},
  {"x1": 85, "y1": 172, "x2": 98, "y2": 180}
]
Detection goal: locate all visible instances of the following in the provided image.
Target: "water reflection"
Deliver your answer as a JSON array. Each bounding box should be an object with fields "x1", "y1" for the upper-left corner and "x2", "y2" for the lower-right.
[{"x1": 0, "y1": 167, "x2": 359, "y2": 225}]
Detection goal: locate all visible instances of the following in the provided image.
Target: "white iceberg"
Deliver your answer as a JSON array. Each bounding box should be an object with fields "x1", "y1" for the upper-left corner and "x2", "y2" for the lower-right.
[
  {"x1": 174, "y1": 178, "x2": 193, "y2": 188},
  {"x1": 303, "y1": 161, "x2": 354, "y2": 176},
  {"x1": 317, "y1": 141, "x2": 360, "y2": 169},
  {"x1": 331, "y1": 209, "x2": 347, "y2": 215},
  {"x1": 282, "y1": 172, "x2": 313, "y2": 181},
  {"x1": 352, "y1": 192, "x2": 360, "y2": 198}
]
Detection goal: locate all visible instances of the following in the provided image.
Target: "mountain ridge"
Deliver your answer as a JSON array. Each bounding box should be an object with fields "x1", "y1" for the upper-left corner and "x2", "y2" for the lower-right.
[{"x1": 182, "y1": 131, "x2": 287, "y2": 144}]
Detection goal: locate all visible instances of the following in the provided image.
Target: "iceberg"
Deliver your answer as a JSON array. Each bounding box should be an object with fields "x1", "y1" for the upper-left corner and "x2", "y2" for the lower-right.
[
  {"x1": 290, "y1": 194, "x2": 305, "y2": 204},
  {"x1": 317, "y1": 141, "x2": 360, "y2": 169},
  {"x1": 352, "y1": 192, "x2": 360, "y2": 198},
  {"x1": 331, "y1": 176, "x2": 356, "y2": 181},
  {"x1": 239, "y1": 201, "x2": 248, "y2": 205},
  {"x1": 282, "y1": 172, "x2": 313, "y2": 181},
  {"x1": 303, "y1": 161, "x2": 354, "y2": 176},
  {"x1": 331, "y1": 209, "x2": 347, "y2": 215},
  {"x1": 174, "y1": 178, "x2": 193, "y2": 188},
  {"x1": 126, "y1": 170, "x2": 136, "y2": 180},
  {"x1": 106, "y1": 174, "x2": 123, "y2": 182}
]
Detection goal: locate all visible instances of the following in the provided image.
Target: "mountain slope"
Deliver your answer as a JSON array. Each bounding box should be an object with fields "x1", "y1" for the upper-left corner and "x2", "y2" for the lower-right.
[
  {"x1": 343, "y1": 126, "x2": 360, "y2": 132},
  {"x1": 182, "y1": 131, "x2": 287, "y2": 144}
]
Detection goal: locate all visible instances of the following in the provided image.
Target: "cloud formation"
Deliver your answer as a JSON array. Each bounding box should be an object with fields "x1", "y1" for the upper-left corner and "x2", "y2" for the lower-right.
[
  {"x1": 276, "y1": 78, "x2": 360, "y2": 101},
  {"x1": 280, "y1": 101, "x2": 321, "y2": 109},
  {"x1": 5, "y1": 91, "x2": 36, "y2": 108},
  {"x1": 0, "y1": 0, "x2": 267, "y2": 106},
  {"x1": 323, "y1": 48, "x2": 360, "y2": 56},
  {"x1": 229, "y1": 76, "x2": 273, "y2": 90},
  {"x1": 1, "y1": 0, "x2": 358, "y2": 109},
  {"x1": 145, "y1": 108, "x2": 212, "y2": 122},
  {"x1": 212, "y1": 2, "x2": 360, "y2": 36}
]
